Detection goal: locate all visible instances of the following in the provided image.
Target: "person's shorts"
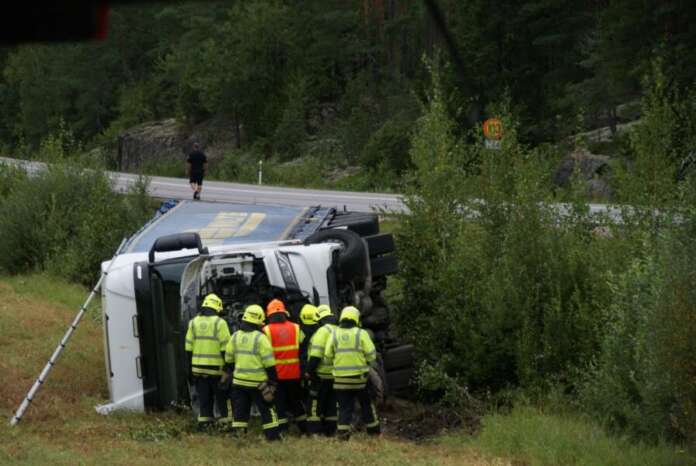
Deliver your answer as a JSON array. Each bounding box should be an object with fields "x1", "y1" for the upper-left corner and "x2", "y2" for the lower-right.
[{"x1": 189, "y1": 173, "x2": 204, "y2": 185}]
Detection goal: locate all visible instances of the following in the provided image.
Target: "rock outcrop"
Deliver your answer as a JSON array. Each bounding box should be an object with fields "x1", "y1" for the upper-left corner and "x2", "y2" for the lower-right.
[
  {"x1": 553, "y1": 148, "x2": 613, "y2": 200},
  {"x1": 116, "y1": 118, "x2": 240, "y2": 171}
]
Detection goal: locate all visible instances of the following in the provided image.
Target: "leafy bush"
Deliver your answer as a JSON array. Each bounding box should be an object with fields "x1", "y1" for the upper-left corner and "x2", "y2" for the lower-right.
[
  {"x1": 577, "y1": 61, "x2": 696, "y2": 443},
  {"x1": 393, "y1": 73, "x2": 625, "y2": 394},
  {"x1": 0, "y1": 164, "x2": 152, "y2": 284},
  {"x1": 212, "y1": 151, "x2": 259, "y2": 183},
  {"x1": 360, "y1": 118, "x2": 414, "y2": 187},
  {"x1": 395, "y1": 63, "x2": 696, "y2": 445},
  {"x1": 0, "y1": 163, "x2": 26, "y2": 198},
  {"x1": 272, "y1": 74, "x2": 309, "y2": 160},
  {"x1": 580, "y1": 225, "x2": 696, "y2": 443}
]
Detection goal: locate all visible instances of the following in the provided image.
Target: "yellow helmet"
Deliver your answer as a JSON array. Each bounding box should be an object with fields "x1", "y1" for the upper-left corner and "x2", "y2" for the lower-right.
[
  {"x1": 339, "y1": 306, "x2": 360, "y2": 325},
  {"x1": 202, "y1": 293, "x2": 223, "y2": 314},
  {"x1": 316, "y1": 304, "x2": 333, "y2": 320},
  {"x1": 242, "y1": 304, "x2": 265, "y2": 326},
  {"x1": 300, "y1": 304, "x2": 319, "y2": 325}
]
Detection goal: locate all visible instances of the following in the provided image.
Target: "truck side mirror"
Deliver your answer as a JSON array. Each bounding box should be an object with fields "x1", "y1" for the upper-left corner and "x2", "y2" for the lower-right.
[{"x1": 148, "y1": 232, "x2": 208, "y2": 264}]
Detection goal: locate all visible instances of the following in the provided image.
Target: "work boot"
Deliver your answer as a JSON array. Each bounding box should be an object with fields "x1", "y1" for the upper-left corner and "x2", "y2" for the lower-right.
[
  {"x1": 197, "y1": 421, "x2": 213, "y2": 433},
  {"x1": 263, "y1": 427, "x2": 282, "y2": 441},
  {"x1": 296, "y1": 420, "x2": 308, "y2": 435}
]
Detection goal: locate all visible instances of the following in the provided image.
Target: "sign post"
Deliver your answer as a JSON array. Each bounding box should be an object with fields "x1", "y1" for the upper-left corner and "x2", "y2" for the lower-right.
[{"x1": 483, "y1": 118, "x2": 503, "y2": 150}]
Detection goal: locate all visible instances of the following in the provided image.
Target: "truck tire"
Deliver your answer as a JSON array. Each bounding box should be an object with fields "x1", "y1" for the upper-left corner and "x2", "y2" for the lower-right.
[
  {"x1": 326, "y1": 212, "x2": 379, "y2": 237},
  {"x1": 370, "y1": 255, "x2": 398, "y2": 277},
  {"x1": 305, "y1": 229, "x2": 368, "y2": 281},
  {"x1": 365, "y1": 233, "x2": 395, "y2": 257},
  {"x1": 386, "y1": 367, "x2": 415, "y2": 393},
  {"x1": 368, "y1": 366, "x2": 386, "y2": 406},
  {"x1": 383, "y1": 344, "x2": 415, "y2": 371},
  {"x1": 362, "y1": 306, "x2": 389, "y2": 329}
]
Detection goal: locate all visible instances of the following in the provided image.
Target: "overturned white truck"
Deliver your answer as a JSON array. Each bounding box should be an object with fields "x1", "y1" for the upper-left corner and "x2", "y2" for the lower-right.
[{"x1": 99, "y1": 200, "x2": 414, "y2": 413}]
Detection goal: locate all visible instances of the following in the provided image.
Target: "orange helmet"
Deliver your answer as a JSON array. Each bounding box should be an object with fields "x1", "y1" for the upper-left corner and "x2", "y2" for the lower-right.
[{"x1": 266, "y1": 299, "x2": 288, "y2": 316}]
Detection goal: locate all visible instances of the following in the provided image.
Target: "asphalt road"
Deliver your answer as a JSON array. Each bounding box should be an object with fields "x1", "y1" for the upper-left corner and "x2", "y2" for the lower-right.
[
  {"x1": 0, "y1": 156, "x2": 633, "y2": 220},
  {"x1": 0, "y1": 157, "x2": 404, "y2": 213}
]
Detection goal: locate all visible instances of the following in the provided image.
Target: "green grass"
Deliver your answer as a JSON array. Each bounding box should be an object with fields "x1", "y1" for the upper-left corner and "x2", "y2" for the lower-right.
[
  {"x1": 0, "y1": 273, "x2": 692, "y2": 466},
  {"x1": 1, "y1": 273, "x2": 98, "y2": 311},
  {"x1": 450, "y1": 406, "x2": 693, "y2": 466}
]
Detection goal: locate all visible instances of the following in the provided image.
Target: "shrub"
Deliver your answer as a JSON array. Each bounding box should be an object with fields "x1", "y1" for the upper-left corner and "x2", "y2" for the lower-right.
[
  {"x1": 360, "y1": 118, "x2": 413, "y2": 176},
  {"x1": 0, "y1": 164, "x2": 153, "y2": 284},
  {"x1": 580, "y1": 224, "x2": 696, "y2": 443},
  {"x1": 0, "y1": 163, "x2": 26, "y2": 198},
  {"x1": 393, "y1": 73, "x2": 624, "y2": 396},
  {"x1": 576, "y1": 60, "x2": 696, "y2": 443},
  {"x1": 212, "y1": 150, "x2": 259, "y2": 183},
  {"x1": 272, "y1": 74, "x2": 309, "y2": 160}
]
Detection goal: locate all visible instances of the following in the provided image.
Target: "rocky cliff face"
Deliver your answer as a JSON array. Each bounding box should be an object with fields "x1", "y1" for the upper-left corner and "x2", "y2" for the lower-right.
[
  {"x1": 115, "y1": 118, "x2": 239, "y2": 171},
  {"x1": 553, "y1": 148, "x2": 613, "y2": 200}
]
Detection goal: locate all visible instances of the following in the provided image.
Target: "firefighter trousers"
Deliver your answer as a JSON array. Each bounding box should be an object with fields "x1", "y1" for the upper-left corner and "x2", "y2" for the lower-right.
[
  {"x1": 307, "y1": 378, "x2": 337, "y2": 436},
  {"x1": 275, "y1": 379, "x2": 307, "y2": 433},
  {"x1": 230, "y1": 385, "x2": 280, "y2": 440},
  {"x1": 195, "y1": 375, "x2": 231, "y2": 426},
  {"x1": 336, "y1": 385, "x2": 380, "y2": 439}
]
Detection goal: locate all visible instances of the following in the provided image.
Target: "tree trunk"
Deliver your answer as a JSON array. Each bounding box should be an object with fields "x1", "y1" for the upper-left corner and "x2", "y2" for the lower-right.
[{"x1": 609, "y1": 106, "x2": 617, "y2": 135}]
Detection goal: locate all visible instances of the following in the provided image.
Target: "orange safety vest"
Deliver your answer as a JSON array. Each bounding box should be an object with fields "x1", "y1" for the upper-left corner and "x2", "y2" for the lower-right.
[{"x1": 263, "y1": 320, "x2": 301, "y2": 380}]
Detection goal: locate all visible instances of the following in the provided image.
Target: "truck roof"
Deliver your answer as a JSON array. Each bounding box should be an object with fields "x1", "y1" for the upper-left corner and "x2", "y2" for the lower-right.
[{"x1": 123, "y1": 200, "x2": 334, "y2": 254}]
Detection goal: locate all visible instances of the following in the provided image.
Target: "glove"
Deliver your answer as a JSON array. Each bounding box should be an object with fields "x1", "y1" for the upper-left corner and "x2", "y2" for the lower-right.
[
  {"x1": 218, "y1": 372, "x2": 231, "y2": 390},
  {"x1": 258, "y1": 380, "x2": 277, "y2": 403}
]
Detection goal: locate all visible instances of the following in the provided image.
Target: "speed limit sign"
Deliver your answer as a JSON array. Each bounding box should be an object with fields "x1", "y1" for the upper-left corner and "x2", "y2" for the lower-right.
[
  {"x1": 483, "y1": 118, "x2": 503, "y2": 140},
  {"x1": 483, "y1": 118, "x2": 503, "y2": 149}
]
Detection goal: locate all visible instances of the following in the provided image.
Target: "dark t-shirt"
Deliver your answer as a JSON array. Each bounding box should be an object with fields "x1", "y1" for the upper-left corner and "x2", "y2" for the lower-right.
[{"x1": 187, "y1": 150, "x2": 207, "y2": 175}]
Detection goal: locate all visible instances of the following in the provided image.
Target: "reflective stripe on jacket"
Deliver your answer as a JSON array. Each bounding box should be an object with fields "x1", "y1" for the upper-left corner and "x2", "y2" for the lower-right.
[
  {"x1": 263, "y1": 321, "x2": 304, "y2": 380},
  {"x1": 324, "y1": 326, "x2": 376, "y2": 379},
  {"x1": 185, "y1": 315, "x2": 230, "y2": 376},
  {"x1": 308, "y1": 323, "x2": 338, "y2": 379},
  {"x1": 224, "y1": 329, "x2": 276, "y2": 387}
]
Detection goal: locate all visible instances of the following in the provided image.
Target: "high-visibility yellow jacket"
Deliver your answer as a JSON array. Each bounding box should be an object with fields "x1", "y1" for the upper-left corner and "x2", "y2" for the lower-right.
[
  {"x1": 324, "y1": 326, "x2": 376, "y2": 388},
  {"x1": 185, "y1": 314, "x2": 231, "y2": 376},
  {"x1": 308, "y1": 323, "x2": 338, "y2": 379},
  {"x1": 224, "y1": 329, "x2": 276, "y2": 388}
]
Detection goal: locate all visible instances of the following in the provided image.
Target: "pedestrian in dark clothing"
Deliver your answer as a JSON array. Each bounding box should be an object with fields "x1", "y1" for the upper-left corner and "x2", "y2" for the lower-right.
[{"x1": 186, "y1": 142, "x2": 207, "y2": 200}]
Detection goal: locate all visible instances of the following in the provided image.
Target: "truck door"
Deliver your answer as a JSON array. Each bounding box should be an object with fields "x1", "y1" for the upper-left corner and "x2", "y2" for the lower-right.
[{"x1": 134, "y1": 257, "x2": 192, "y2": 410}]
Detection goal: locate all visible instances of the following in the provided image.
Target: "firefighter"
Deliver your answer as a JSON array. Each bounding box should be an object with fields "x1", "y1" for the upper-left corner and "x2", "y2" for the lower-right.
[
  {"x1": 324, "y1": 306, "x2": 380, "y2": 440},
  {"x1": 298, "y1": 304, "x2": 319, "y2": 372},
  {"x1": 304, "y1": 304, "x2": 339, "y2": 436},
  {"x1": 263, "y1": 299, "x2": 307, "y2": 434},
  {"x1": 184, "y1": 293, "x2": 232, "y2": 430},
  {"x1": 223, "y1": 304, "x2": 281, "y2": 441}
]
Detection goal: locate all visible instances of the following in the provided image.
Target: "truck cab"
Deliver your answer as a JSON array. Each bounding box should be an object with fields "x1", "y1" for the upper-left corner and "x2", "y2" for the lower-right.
[{"x1": 98, "y1": 200, "x2": 412, "y2": 414}]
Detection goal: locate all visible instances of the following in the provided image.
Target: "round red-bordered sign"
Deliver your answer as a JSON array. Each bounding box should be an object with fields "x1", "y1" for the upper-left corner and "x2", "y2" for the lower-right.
[{"x1": 483, "y1": 118, "x2": 503, "y2": 140}]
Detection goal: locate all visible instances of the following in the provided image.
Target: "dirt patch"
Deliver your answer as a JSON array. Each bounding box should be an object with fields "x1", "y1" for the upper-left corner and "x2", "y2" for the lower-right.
[{"x1": 382, "y1": 398, "x2": 483, "y2": 442}]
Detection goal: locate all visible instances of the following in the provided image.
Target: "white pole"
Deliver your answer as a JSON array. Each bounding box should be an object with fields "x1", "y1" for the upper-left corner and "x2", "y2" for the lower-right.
[
  {"x1": 258, "y1": 160, "x2": 263, "y2": 185},
  {"x1": 9, "y1": 238, "x2": 127, "y2": 426}
]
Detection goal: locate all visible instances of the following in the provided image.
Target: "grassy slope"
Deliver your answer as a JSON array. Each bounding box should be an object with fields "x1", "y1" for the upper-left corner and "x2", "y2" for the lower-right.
[
  {"x1": 0, "y1": 274, "x2": 689, "y2": 466},
  {"x1": 0, "y1": 274, "x2": 496, "y2": 466}
]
